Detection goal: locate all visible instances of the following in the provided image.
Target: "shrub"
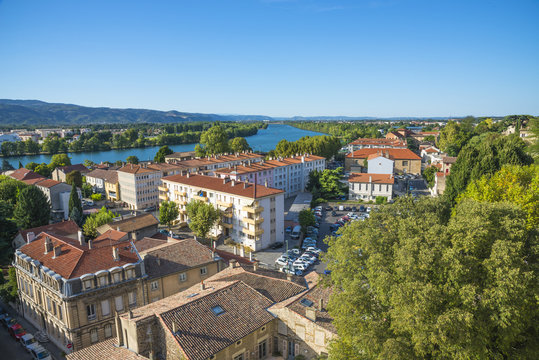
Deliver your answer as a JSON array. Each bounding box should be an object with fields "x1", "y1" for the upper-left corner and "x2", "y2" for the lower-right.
[{"x1": 90, "y1": 193, "x2": 102, "y2": 201}]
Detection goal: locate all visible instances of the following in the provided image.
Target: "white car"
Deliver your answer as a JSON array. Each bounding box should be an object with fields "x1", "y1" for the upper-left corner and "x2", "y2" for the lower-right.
[
  {"x1": 293, "y1": 262, "x2": 308, "y2": 271},
  {"x1": 306, "y1": 247, "x2": 321, "y2": 255},
  {"x1": 366, "y1": 207, "x2": 371, "y2": 212},
  {"x1": 287, "y1": 249, "x2": 300, "y2": 256},
  {"x1": 275, "y1": 256, "x2": 289, "y2": 267},
  {"x1": 300, "y1": 254, "x2": 316, "y2": 265},
  {"x1": 30, "y1": 345, "x2": 52, "y2": 360},
  {"x1": 20, "y1": 333, "x2": 38, "y2": 352}
]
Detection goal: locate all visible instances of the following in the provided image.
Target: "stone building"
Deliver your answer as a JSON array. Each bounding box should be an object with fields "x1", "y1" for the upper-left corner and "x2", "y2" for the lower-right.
[
  {"x1": 348, "y1": 173, "x2": 394, "y2": 201},
  {"x1": 13, "y1": 230, "x2": 146, "y2": 352},
  {"x1": 52, "y1": 164, "x2": 90, "y2": 183},
  {"x1": 12, "y1": 220, "x2": 79, "y2": 249},
  {"x1": 345, "y1": 148, "x2": 422, "y2": 174},
  {"x1": 97, "y1": 213, "x2": 159, "y2": 241}
]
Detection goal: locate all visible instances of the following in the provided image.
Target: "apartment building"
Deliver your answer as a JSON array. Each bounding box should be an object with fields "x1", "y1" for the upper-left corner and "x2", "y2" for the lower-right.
[
  {"x1": 347, "y1": 137, "x2": 407, "y2": 152},
  {"x1": 214, "y1": 154, "x2": 326, "y2": 198},
  {"x1": 348, "y1": 173, "x2": 394, "y2": 201},
  {"x1": 163, "y1": 151, "x2": 196, "y2": 163},
  {"x1": 161, "y1": 173, "x2": 285, "y2": 251},
  {"x1": 117, "y1": 164, "x2": 161, "y2": 210},
  {"x1": 85, "y1": 169, "x2": 118, "y2": 193},
  {"x1": 52, "y1": 164, "x2": 89, "y2": 183},
  {"x1": 167, "y1": 152, "x2": 265, "y2": 175},
  {"x1": 35, "y1": 179, "x2": 75, "y2": 221},
  {"x1": 345, "y1": 148, "x2": 422, "y2": 174},
  {"x1": 67, "y1": 263, "x2": 335, "y2": 360},
  {"x1": 13, "y1": 230, "x2": 145, "y2": 352}
]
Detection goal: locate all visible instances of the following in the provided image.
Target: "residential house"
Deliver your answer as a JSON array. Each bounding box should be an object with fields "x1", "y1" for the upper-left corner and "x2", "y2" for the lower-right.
[
  {"x1": 85, "y1": 169, "x2": 117, "y2": 192},
  {"x1": 35, "y1": 179, "x2": 74, "y2": 221},
  {"x1": 12, "y1": 220, "x2": 80, "y2": 249},
  {"x1": 164, "y1": 151, "x2": 196, "y2": 163},
  {"x1": 18, "y1": 132, "x2": 40, "y2": 142},
  {"x1": 420, "y1": 146, "x2": 443, "y2": 164},
  {"x1": 13, "y1": 230, "x2": 145, "y2": 352},
  {"x1": 347, "y1": 138, "x2": 407, "y2": 152},
  {"x1": 103, "y1": 171, "x2": 120, "y2": 202},
  {"x1": 348, "y1": 173, "x2": 394, "y2": 201},
  {"x1": 97, "y1": 213, "x2": 159, "y2": 241},
  {"x1": 367, "y1": 153, "x2": 394, "y2": 174},
  {"x1": 168, "y1": 152, "x2": 265, "y2": 175},
  {"x1": 431, "y1": 156, "x2": 457, "y2": 196},
  {"x1": 160, "y1": 173, "x2": 285, "y2": 251},
  {"x1": 52, "y1": 164, "x2": 90, "y2": 183},
  {"x1": 8, "y1": 168, "x2": 46, "y2": 184},
  {"x1": 345, "y1": 148, "x2": 422, "y2": 174}
]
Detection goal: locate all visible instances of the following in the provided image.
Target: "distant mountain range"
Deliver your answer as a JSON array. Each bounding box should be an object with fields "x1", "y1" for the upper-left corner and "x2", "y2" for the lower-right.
[
  {"x1": 0, "y1": 99, "x2": 456, "y2": 127},
  {"x1": 0, "y1": 99, "x2": 273, "y2": 126}
]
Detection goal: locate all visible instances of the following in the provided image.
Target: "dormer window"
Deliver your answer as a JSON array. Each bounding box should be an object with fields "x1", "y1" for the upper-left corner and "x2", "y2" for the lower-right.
[
  {"x1": 84, "y1": 279, "x2": 93, "y2": 290},
  {"x1": 98, "y1": 276, "x2": 108, "y2": 287}
]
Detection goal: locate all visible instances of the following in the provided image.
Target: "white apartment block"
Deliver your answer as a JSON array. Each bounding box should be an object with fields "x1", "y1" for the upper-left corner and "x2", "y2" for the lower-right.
[
  {"x1": 160, "y1": 173, "x2": 285, "y2": 251},
  {"x1": 168, "y1": 152, "x2": 264, "y2": 174},
  {"x1": 214, "y1": 154, "x2": 326, "y2": 198}
]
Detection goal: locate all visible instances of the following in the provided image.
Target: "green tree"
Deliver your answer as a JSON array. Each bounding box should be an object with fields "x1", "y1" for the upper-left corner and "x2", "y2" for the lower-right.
[
  {"x1": 154, "y1": 145, "x2": 174, "y2": 163},
  {"x1": 0, "y1": 267, "x2": 18, "y2": 303},
  {"x1": 298, "y1": 209, "x2": 315, "y2": 233},
  {"x1": 0, "y1": 176, "x2": 28, "y2": 205},
  {"x1": 375, "y1": 196, "x2": 387, "y2": 204},
  {"x1": 457, "y1": 164, "x2": 538, "y2": 229},
  {"x1": 185, "y1": 200, "x2": 220, "y2": 239},
  {"x1": 68, "y1": 183, "x2": 82, "y2": 222},
  {"x1": 81, "y1": 183, "x2": 93, "y2": 198},
  {"x1": 0, "y1": 200, "x2": 17, "y2": 265},
  {"x1": 13, "y1": 186, "x2": 50, "y2": 229},
  {"x1": 49, "y1": 153, "x2": 71, "y2": 170},
  {"x1": 319, "y1": 167, "x2": 345, "y2": 198},
  {"x1": 25, "y1": 162, "x2": 39, "y2": 171},
  {"x1": 198, "y1": 123, "x2": 230, "y2": 155},
  {"x1": 126, "y1": 155, "x2": 139, "y2": 164},
  {"x1": 422, "y1": 165, "x2": 438, "y2": 187},
  {"x1": 444, "y1": 133, "x2": 533, "y2": 204},
  {"x1": 83, "y1": 159, "x2": 96, "y2": 168},
  {"x1": 1, "y1": 159, "x2": 14, "y2": 171},
  {"x1": 82, "y1": 206, "x2": 118, "y2": 238},
  {"x1": 66, "y1": 170, "x2": 83, "y2": 188},
  {"x1": 159, "y1": 200, "x2": 180, "y2": 230},
  {"x1": 228, "y1": 137, "x2": 251, "y2": 153},
  {"x1": 324, "y1": 197, "x2": 537, "y2": 359},
  {"x1": 437, "y1": 120, "x2": 471, "y2": 156},
  {"x1": 34, "y1": 163, "x2": 51, "y2": 177}
]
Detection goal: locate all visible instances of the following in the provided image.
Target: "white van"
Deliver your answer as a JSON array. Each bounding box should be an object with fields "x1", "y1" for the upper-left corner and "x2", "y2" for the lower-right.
[
  {"x1": 338, "y1": 205, "x2": 344, "y2": 211},
  {"x1": 290, "y1": 225, "x2": 301, "y2": 240}
]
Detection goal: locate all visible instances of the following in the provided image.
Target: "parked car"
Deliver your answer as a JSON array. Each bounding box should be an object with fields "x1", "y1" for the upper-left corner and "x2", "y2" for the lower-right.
[
  {"x1": 1, "y1": 315, "x2": 16, "y2": 328},
  {"x1": 275, "y1": 256, "x2": 290, "y2": 267},
  {"x1": 285, "y1": 226, "x2": 292, "y2": 233},
  {"x1": 144, "y1": 206, "x2": 156, "y2": 212},
  {"x1": 9, "y1": 323, "x2": 26, "y2": 340},
  {"x1": 270, "y1": 242, "x2": 284, "y2": 249},
  {"x1": 20, "y1": 333, "x2": 38, "y2": 352},
  {"x1": 325, "y1": 206, "x2": 332, "y2": 211},
  {"x1": 306, "y1": 247, "x2": 321, "y2": 255},
  {"x1": 359, "y1": 205, "x2": 366, "y2": 212},
  {"x1": 86, "y1": 199, "x2": 94, "y2": 206},
  {"x1": 344, "y1": 206, "x2": 352, "y2": 211},
  {"x1": 290, "y1": 226, "x2": 301, "y2": 240},
  {"x1": 30, "y1": 345, "x2": 52, "y2": 360},
  {"x1": 331, "y1": 210, "x2": 337, "y2": 216},
  {"x1": 293, "y1": 261, "x2": 308, "y2": 271},
  {"x1": 287, "y1": 249, "x2": 301, "y2": 256},
  {"x1": 366, "y1": 207, "x2": 372, "y2": 212},
  {"x1": 352, "y1": 206, "x2": 358, "y2": 212},
  {"x1": 338, "y1": 205, "x2": 344, "y2": 211}
]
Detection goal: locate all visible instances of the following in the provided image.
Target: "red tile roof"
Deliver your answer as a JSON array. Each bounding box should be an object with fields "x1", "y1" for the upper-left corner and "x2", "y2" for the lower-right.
[
  {"x1": 19, "y1": 232, "x2": 139, "y2": 279},
  {"x1": 348, "y1": 173, "x2": 395, "y2": 184},
  {"x1": 118, "y1": 164, "x2": 158, "y2": 174},
  {"x1": 94, "y1": 229, "x2": 129, "y2": 244},
  {"x1": 56, "y1": 164, "x2": 89, "y2": 174},
  {"x1": 349, "y1": 138, "x2": 406, "y2": 147},
  {"x1": 346, "y1": 148, "x2": 421, "y2": 160},
  {"x1": 17, "y1": 220, "x2": 80, "y2": 244},
  {"x1": 9, "y1": 168, "x2": 45, "y2": 182},
  {"x1": 442, "y1": 156, "x2": 457, "y2": 164},
  {"x1": 35, "y1": 179, "x2": 62, "y2": 188},
  {"x1": 215, "y1": 154, "x2": 324, "y2": 176},
  {"x1": 211, "y1": 248, "x2": 254, "y2": 265},
  {"x1": 287, "y1": 283, "x2": 336, "y2": 333},
  {"x1": 66, "y1": 338, "x2": 146, "y2": 360},
  {"x1": 162, "y1": 174, "x2": 284, "y2": 199}
]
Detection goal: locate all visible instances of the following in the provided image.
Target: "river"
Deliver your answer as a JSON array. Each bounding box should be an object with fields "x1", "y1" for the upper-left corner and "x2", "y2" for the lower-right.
[{"x1": 5, "y1": 124, "x2": 325, "y2": 168}]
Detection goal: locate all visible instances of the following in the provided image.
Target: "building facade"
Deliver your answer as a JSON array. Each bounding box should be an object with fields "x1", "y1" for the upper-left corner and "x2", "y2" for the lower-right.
[
  {"x1": 52, "y1": 164, "x2": 89, "y2": 183},
  {"x1": 348, "y1": 173, "x2": 394, "y2": 201},
  {"x1": 345, "y1": 148, "x2": 422, "y2": 174},
  {"x1": 161, "y1": 174, "x2": 285, "y2": 251},
  {"x1": 117, "y1": 165, "x2": 161, "y2": 210}
]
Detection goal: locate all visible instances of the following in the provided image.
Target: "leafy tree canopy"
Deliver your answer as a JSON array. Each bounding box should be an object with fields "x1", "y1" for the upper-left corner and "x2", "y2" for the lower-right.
[
  {"x1": 0, "y1": 176, "x2": 28, "y2": 205},
  {"x1": 185, "y1": 200, "x2": 220, "y2": 239},
  {"x1": 154, "y1": 145, "x2": 174, "y2": 163},
  {"x1": 324, "y1": 197, "x2": 538, "y2": 360},
  {"x1": 82, "y1": 206, "x2": 118, "y2": 238},
  {"x1": 159, "y1": 200, "x2": 180, "y2": 229},
  {"x1": 198, "y1": 123, "x2": 230, "y2": 156},
  {"x1": 13, "y1": 185, "x2": 50, "y2": 229},
  {"x1": 68, "y1": 183, "x2": 82, "y2": 223},
  {"x1": 126, "y1": 155, "x2": 139, "y2": 164},
  {"x1": 66, "y1": 170, "x2": 82, "y2": 188},
  {"x1": 229, "y1": 137, "x2": 251, "y2": 153},
  {"x1": 298, "y1": 209, "x2": 316, "y2": 233},
  {"x1": 49, "y1": 153, "x2": 71, "y2": 170}
]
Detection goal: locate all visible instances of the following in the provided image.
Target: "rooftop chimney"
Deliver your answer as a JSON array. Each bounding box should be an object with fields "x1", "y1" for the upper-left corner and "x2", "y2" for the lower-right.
[
  {"x1": 319, "y1": 298, "x2": 324, "y2": 312},
  {"x1": 305, "y1": 307, "x2": 317, "y2": 322},
  {"x1": 78, "y1": 230, "x2": 84, "y2": 245},
  {"x1": 172, "y1": 322, "x2": 177, "y2": 334},
  {"x1": 26, "y1": 232, "x2": 35, "y2": 244},
  {"x1": 88, "y1": 240, "x2": 93, "y2": 250},
  {"x1": 264, "y1": 179, "x2": 268, "y2": 188},
  {"x1": 243, "y1": 182, "x2": 247, "y2": 189},
  {"x1": 229, "y1": 259, "x2": 237, "y2": 269},
  {"x1": 286, "y1": 273, "x2": 293, "y2": 282},
  {"x1": 200, "y1": 281, "x2": 205, "y2": 291},
  {"x1": 369, "y1": 176, "x2": 372, "y2": 183},
  {"x1": 186, "y1": 172, "x2": 190, "y2": 178},
  {"x1": 253, "y1": 261, "x2": 259, "y2": 271},
  {"x1": 44, "y1": 236, "x2": 53, "y2": 254},
  {"x1": 112, "y1": 247, "x2": 120, "y2": 261},
  {"x1": 53, "y1": 246, "x2": 61, "y2": 258},
  {"x1": 231, "y1": 180, "x2": 235, "y2": 187}
]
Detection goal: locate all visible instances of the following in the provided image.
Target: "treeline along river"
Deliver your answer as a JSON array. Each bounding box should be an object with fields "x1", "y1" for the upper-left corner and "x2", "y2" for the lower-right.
[{"x1": 6, "y1": 124, "x2": 324, "y2": 168}]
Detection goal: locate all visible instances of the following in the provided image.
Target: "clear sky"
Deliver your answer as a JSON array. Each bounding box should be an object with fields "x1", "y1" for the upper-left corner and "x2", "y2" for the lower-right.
[{"x1": 0, "y1": 0, "x2": 538, "y2": 117}]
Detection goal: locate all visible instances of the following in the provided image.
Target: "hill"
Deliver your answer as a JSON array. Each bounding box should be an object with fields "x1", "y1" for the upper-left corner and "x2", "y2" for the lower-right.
[{"x1": 0, "y1": 99, "x2": 273, "y2": 126}]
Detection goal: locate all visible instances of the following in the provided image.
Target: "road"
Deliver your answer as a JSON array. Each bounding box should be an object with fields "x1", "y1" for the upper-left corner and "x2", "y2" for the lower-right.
[{"x1": 0, "y1": 323, "x2": 34, "y2": 360}]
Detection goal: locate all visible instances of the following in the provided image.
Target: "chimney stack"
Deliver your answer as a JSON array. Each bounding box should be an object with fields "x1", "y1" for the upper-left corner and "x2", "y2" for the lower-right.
[
  {"x1": 253, "y1": 261, "x2": 259, "y2": 271},
  {"x1": 26, "y1": 232, "x2": 35, "y2": 244},
  {"x1": 128, "y1": 310, "x2": 133, "y2": 319},
  {"x1": 172, "y1": 322, "x2": 177, "y2": 334},
  {"x1": 286, "y1": 273, "x2": 293, "y2": 282},
  {"x1": 44, "y1": 236, "x2": 53, "y2": 254},
  {"x1": 53, "y1": 246, "x2": 61, "y2": 258},
  {"x1": 229, "y1": 259, "x2": 237, "y2": 269},
  {"x1": 231, "y1": 180, "x2": 235, "y2": 187},
  {"x1": 115, "y1": 312, "x2": 124, "y2": 347},
  {"x1": 112, "y1": 247, "x2": 120, "y2": 261},
  {"x1": 319, "y1": 298, "x2": 324, "y2": 311},
  {"x1": 78, "y1": 230, "x2": 84, "y2": 245},
  {"x1": 156, "y1": 255, "x2": 161, "y2": 266},
  {"x1": 88, "y1": 240, "x2": 93, "y2": 249},
  {"x1": 186, "y1": 172, "x2": 190, "y2": 178},
  {"x1": 200, "y1": 281, "x2": 205, "y2": 291},
  {"x1": 305, "y1": 307, "x2": 317, "y2": 322}
]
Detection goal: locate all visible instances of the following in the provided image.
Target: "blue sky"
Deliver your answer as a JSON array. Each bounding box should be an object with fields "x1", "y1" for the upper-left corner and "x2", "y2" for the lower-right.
[{"x1": 0, "y1": 0, "x2": 538, "y2": 117}]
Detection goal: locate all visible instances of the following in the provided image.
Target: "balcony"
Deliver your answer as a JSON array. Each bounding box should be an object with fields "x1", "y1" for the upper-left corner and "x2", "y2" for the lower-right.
[
  {"x1": 243, "y1": 216, "x2": 264, "y2": 225},
  {"x1": 158, "y1": 186, "x2": 168, "y2": 192},
  {"x1": 242, "y1": 205, "x2": 264, "y2": 214},
  {"x1": 216, "y1": 200, "x2": 233, "y2": 208},
  {"x1": 194, "y1": 196, "x2": 208, "y2": 202},
  {"x1": 174, "y1": 190, "x2": 187, "y2": 197},
  {"x1": 222, "y1": 211, "x2": 233, "y2": 218},
  {"x1": 175, "y1": 199, "x2": 187, "y2": 206},
  {"x1": 159, "y1": 193, "x2": 169, "y2": 201},
  {"x1": 243, "y1": 227, "x2": 264, "y2": 237},
  {"x1": 220, "y1": 221, "x2": 233, "y2": 229}
]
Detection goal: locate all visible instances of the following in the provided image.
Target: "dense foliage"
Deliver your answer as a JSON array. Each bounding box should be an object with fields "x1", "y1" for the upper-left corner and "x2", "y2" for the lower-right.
[
  {"x1": 13, "y1": 186, "x2": 51, "y2": 229},
  {"x1": 159, "y1": 200, "x2": 180, "y2": 229},
  {"x1": 66, "y1": 170, "x2": 82, "y2": 188},
  {"x1": 298, "y1": 209, "x2": 316, "y2": 233},
  {"x1": 267, "y1": 135, "x2": 342, "y2": 160},
  {"x1": 82, "y1": 206, "x2": 118, "y2": 238},
  {"x1": 185, "y1": 200, "x2": 220, "y2": 239},
  {"x1": 444, "y1": 133, "x2": 533, "y2": 204},
  {"x1": 306, "y1": 168, "x2": 346, "y2": 201},
  {"x1": 324, "y1": 197, "x2": 538, "y2": 359},
  {"x1": 154, "y1": 145, "x2": 174, "y2": 163}
]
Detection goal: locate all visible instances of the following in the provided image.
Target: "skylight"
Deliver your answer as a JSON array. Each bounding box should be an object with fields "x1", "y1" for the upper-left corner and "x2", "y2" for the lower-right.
[
  {"x1": 300, "y1": 298, "x2": 313, "y2": 307},
  {"x1": 211, "y1": 305, "x2": 225, "y2": 315}
]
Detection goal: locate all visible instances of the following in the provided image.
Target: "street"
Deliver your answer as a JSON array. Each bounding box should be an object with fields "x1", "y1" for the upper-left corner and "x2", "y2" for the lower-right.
[{"x1": 0, "y1": 326, "x2": 32, "y2": 360}]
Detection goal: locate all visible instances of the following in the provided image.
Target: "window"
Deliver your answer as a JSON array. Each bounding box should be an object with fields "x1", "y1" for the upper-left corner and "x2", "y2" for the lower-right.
[
  {"x1": 258, "y1": 340, "x2": 267, "y2": 359},
  {"x1": 200, "y1": 267, "x2": 207, "y2": 276},
  {"x1": 128, "y1": 291, "x2": 137, "y2": 306},
  {"x1": 46, "y1": 297, "x2": 51, "y2": 312},
  {"x1": 233, "y1": 354, "x2": 244, "y2": 360},
  {"x1": 104, "y1": 324, "x2": 112, "y2": 338},
  {"x1": 402, "y1": 161, "x2": 408, "y2": 166},
  {"x1": 58, "y1": 305, "x2": 63, "y2": 320},
  {"x1": 236, "y1": 340, "x2": 242, "y2": 346},
  {"x1": 115, "y1": 296, "x2": 124, "y2": 311},
  {"x1": 84, "y1": 279, "x2": 93, "y2": 290},
  {"x1": 101, "y1": 300, "x2": 110, "y2": 317},
  {"x1": 87, "y1": 304, "x2": 96, "y2": 321},
  {"x1": 151, "y1": 281, "x2": 159, "y2": 291},
  {"x1": 90, "y1": 328, "x2": 98, "y2": 343},
  {"x1": 126, "y1": 269, "x2": 135, "y2": 279},
  {"x1": 113, "y1": 272, "x2": 121, "y2": 283},
  {"x1": 179, "y1": 273, "x2": 187, "y2": 282},
  {"x1": 98, "y1": 276, "x2": 108, "y2": 287},
  {"x1": 211, "y1": 305, "x2": 225, "y2": 316}
]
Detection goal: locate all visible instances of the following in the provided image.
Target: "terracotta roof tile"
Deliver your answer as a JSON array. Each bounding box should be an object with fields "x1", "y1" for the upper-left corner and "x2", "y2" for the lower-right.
[
  {"x1": 98, "y1": 213, "x2": 158, "y2": 233},
  {"x1": 346, "y1": 148, "x2": 421, "y2": 160},
  {"x1": 66, "y1": 338, "x2": 146, "y2": 360},
  {"x1": 18, "y1": 220, "x2": 80, "y2": 244},
  {"x1": 348, "y1": 173, "x2": 395, "y2": 184},
  {"x1": 117, "y1": 164, "x2": 158, "y2": 174},
  {"x1": 287, "y1": 284, "x2": 336, "y2": 333},
  {"x1": 214, "y1": 154, "x2": 324, "y2": 176},
  {"x1": 56, "y1": 164, "x2": 89, "y2": 174},
  {"x1": 9, "y1": 168, "x2": 45, "y2": 181},
  {"x1": 349, "y1": 138, "x2": 406, "y2": 147},
  {"x1": 442, "y1": 156, "x2": 457, "y2": 164},
  {"x1": 133, "y1": 236, "x2": 168, "y2": 252},
  {"x1": 35, "y1": 179, "x2": 62, "y2": 188},
  {"x1": 162, "y1": 174, "x2": 284, "y2": 199},
  {"x1": 85, "y1": 169, "x2": 119, "y2": 183}
]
